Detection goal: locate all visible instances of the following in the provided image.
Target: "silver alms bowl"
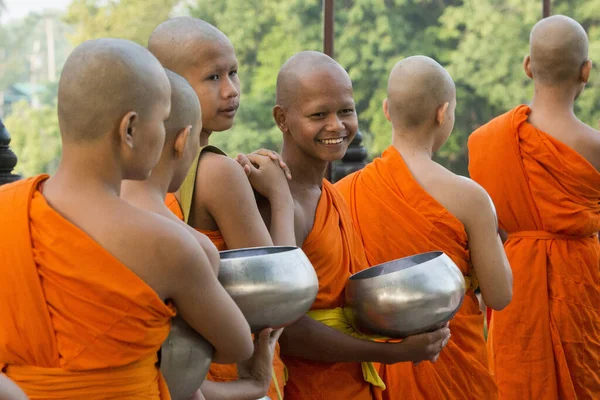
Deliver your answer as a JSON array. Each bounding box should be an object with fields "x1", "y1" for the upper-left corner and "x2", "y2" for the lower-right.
[
  {"x1": 160, "y1": 316, "x2": 214, "y2": 400},
  {"x1": 345, "y1": 251, "x2": 465, "y2": 338},
  {"x1": 219, "y1": 246, "x2": 319, "y2": 332}
]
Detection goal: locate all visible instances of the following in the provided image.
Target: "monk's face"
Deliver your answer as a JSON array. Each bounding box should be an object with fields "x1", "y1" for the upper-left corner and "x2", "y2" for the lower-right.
[
  {"x1": 126, "y1": 76, "x2": 171, "y2": 180},
  {"x1": 282, "y1": 69, "x2": 358, "y2": 162},
  {"x1": 184, "y1": 40, "x2": 240, "y2": 133}
]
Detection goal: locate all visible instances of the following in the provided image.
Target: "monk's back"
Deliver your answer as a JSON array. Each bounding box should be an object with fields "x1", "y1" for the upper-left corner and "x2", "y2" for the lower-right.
[{"x1": 528, "y1": 112, "x2": 600, "y2": 171}]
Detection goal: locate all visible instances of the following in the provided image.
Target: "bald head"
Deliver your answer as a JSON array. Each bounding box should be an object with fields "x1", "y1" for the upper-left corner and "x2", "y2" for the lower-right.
[
  {"x1": 276, "y1": 51, "x2": 352, "y2": 108},
  {"x1": 148, "y1": 17, "x2": 232, "y2": 74},
  {"x1": 386, "y1": 56, "x2": 455, "y2": 129},
  {"x1": 58, "y1": 38, "x2": 169, "y2": 142},
  {"x1": 529, "y1": 15, "x2": 589, "y2": 85},
  {"x1": 164, "y1": 69, "x2": 201, "y2": 142}
]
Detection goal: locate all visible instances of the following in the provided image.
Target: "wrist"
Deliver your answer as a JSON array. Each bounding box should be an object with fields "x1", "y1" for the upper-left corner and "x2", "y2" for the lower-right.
[
  {"x1": 268, "y1": 189, "x2": 294, "y2": 207},
  {"x1": 239, "y1": 377, "x2": 269, "y2": 399}
]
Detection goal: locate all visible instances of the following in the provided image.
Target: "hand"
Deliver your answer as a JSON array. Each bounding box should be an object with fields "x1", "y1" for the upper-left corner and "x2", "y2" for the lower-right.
[
  {"x1": 377, "y1": 323, "x2": 451, "y2": 365},
  {"x1": 250, "y1": 148, "x2": 292, "y2": 180},
  {"x1": 236, "y1": 153, "x2": 291, "y2": 200},
  {"x1": 237, "y1": 328, "x2": 284, "y2": 394}
]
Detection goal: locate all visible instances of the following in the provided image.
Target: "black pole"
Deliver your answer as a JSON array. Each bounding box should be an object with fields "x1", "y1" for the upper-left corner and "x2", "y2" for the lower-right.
[{"x1": 543, "y1": 0, "x2": 551, "y2": 18}]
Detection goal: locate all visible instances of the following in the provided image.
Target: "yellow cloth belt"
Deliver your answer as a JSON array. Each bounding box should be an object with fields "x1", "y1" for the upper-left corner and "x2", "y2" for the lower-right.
[{"x1": 306, "y1": 308, "x2": 388, "y2": 390}]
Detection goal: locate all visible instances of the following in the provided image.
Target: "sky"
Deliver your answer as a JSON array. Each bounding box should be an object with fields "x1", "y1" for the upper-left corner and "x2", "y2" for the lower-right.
[{"x1": 2, "y1": 0, "x2": 72, "y2": 22}]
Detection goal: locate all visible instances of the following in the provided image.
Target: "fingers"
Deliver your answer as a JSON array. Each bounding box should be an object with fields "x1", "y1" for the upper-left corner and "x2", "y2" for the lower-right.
[
  {"x1": 269, "y1": 328, "x2": 284, "y2": 346},
  {"x1": 235, "y1": 154, "x2": 255, "y2": 177},
  {"x1": 252, "y1": 149, "x2": 292, "y2": 180}
]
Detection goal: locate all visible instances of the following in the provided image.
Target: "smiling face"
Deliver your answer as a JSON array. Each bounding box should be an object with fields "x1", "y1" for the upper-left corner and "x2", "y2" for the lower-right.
[
  {"x1": 182, "y1": 39, "x2": 240, "y2": 134},
  {"x1": 276, "y1": 67, "x2": 358, "y2": 163}
]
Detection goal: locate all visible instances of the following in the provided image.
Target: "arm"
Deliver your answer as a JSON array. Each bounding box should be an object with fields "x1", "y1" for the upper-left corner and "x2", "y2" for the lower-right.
[
  {"x1": 197, "y1": 328, "x2": 282, "y2": 400},
  {"x1": 196, "y1": 153, "x2": 275, "y2": 249},
  {"x1": 460, "y1": 182, "x2": 513, "y2": 310},
  {"x1": 165, "y1": 227, "x2": 253, "y2": 363},
  {"x1": 199, "y1": 380, "x2": 264, "y2": 400},
  {"x1": 236, "y1": 153, "x2": 296, "y2": 246},
  {"x1": 279, "y1": 315, "x2": 450, "y2": 365}
]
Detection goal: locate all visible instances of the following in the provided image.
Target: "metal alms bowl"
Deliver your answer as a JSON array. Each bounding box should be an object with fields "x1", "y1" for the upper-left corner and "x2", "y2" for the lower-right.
[
  {"x1": 218, "y1": 246, "x2": 319, "y2": 333},
  {"x1": 345, "y1": 251, "x2": 465, "y2": 338},
  {"x1": 160, "y1": 316, "x2": 214, "y2": 400}
]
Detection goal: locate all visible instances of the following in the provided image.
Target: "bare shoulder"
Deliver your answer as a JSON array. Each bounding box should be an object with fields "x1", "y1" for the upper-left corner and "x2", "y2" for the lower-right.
[
  {"x1": 112, "y1": 202, "x2": 205, "y2": 294},
  {"x1": 196, "y1": 151, "x2": 252, "y2": 201},
  {"x1": 576, "y1": 122, "x2": 600, "y2": 171},
  {"x1": 428, "y1": 165, "x2": 495, "y2": 226},
  {"x1": 188, "y1": 227, "x2": 220, "y2": 274}
]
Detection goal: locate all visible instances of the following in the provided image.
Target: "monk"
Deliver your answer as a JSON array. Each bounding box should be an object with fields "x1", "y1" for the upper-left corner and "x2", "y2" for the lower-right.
[
  {"x1": 0, "y1": 38, "x2": 253, "y2": 399},
  {"x1": 237, "y1": 51, "x2": 452, "y2": 400},
  {"x1": 335, "y1": 56, "x2": 513, "y2": 399},
  {"x1": 148, "y1": 18, "x2": 294, "y2": 400},
  {"x1": 121, "y1": 69, "x2": 285, "y2": 400},
  {"x1": 468, "y1": 15, "x2": 600, "y2": 400}
]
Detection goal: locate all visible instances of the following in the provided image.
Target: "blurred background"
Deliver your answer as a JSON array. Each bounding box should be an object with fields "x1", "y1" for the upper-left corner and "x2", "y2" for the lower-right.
[{"x1": 1, "y1": 0, "x2": 598, "y2": 178}]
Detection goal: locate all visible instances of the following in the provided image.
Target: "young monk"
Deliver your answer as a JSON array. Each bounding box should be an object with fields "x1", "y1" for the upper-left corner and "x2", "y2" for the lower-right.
[
  {"x1": 0, "y1": 38, "x2": 253, "y2": 399},
  {"x1": 121, "y1": 69, "x2": 285, "y2": 400},
  {"x1": 147, "y1": 18, "x2": 294, "y2": 400},
  {"x1": 238, "y1": 51, "x2": 452, "y2": 400},
  {"x1": 468, "y1": 15, "x2": 600, "y2": 400},
  {"x1": 335, "y1": 55, "x2": 513, "y2": 399}
]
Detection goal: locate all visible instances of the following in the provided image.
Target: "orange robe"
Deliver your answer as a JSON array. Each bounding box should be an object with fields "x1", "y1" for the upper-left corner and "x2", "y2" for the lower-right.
[
  {"x1": 282, "y1": 180, "x2": 379, "y2": 400},
  {"x1": 165, "y1": 193, "x2": 286, "y2": 400},
  {"x1": 0, "y1": 176, "x2": 175, "y2": 399},
  {"x1": 336, "y1": 146, "x2": 496, "y2": 399},
  {"x1": 468, "y1": 105, "x2": 600, "y2": 400}
]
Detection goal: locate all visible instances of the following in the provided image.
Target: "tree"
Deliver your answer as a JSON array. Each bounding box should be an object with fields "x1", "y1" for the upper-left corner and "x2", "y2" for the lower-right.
[
  {"x1": 64, "y1": 0, "x2": 180, "y2": 46},
  {"x1": 5, "y1": 100, "x2": 61, "y2": 177}
]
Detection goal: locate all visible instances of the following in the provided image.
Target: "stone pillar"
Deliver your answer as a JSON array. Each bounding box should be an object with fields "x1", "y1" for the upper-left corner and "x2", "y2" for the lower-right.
[
  {"x1": 332, "y1": 129, "x2": 368, "y2": 182},
  {"x1": 0, "y1": 118, "x2": 21, "y2": 185}
]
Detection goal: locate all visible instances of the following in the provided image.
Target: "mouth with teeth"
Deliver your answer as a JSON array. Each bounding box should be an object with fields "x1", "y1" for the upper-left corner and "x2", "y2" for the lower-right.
[{"x1": 317, "y1": 137, "x2": 346, "y2": 145}]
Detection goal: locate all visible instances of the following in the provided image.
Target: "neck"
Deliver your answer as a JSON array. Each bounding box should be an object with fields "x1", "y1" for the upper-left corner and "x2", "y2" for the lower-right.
[
  {"x1": 48, "y1": 145, "x2": 123, "y2": 196},
  {"x1": 200, "y1": 129, "x2": 212, "y2": 147},
  {"x1": 529, "y1": 84, "x2": 578, "y2": 118},
  {"x1": 391, "y1": 126, "x2": 435, "y2": 160},
  {"x1": 282, "y1": 142, "x2": 328, "y2": 189},
  {"x1": 120, "y1": 157, "x2": 174, "y2": 212}
]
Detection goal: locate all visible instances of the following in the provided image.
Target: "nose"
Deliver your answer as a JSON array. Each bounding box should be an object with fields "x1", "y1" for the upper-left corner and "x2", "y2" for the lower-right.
[
  {"x1": 221, "y1": 77, "x2": 239, "y2": 100},
  {"x1": 326, "y1": 114, "x2": 344, "y2": 132}
]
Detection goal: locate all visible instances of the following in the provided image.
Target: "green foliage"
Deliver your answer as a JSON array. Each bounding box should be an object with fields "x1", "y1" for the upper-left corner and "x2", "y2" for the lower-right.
[
  {"x1": 5, "y1": 100, "x2": 61, "y2": 177},
  {"x1": 5, "y1": 0, "x2": 600, "y2": 177},
  {"x1": 64, "y1": 0, "x2": 179, "y2": 46}
]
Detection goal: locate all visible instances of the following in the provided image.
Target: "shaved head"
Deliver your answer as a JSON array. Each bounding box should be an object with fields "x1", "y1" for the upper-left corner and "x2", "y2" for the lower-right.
[
  {"x1": 386, "y1": 56, "x2": 455, "y2": 129},
  {"x1": 276, "y1": 51, "x2": 352, "y2": 108},
  {"x1": 148, "y1": 17, "x2": 232, "y2": 74},
  {"x1": 57, "y1": 38, "x2": 169, "y2": 142},
  {"x1": 529, "y1": 15, "x2": 589, "y2": 85},
  {"x1": 164, "y1": 69, "x2": 201, "y2": 142}
]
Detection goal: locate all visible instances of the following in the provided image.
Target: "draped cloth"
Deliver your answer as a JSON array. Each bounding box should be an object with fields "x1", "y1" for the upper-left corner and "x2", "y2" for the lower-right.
[{"x1": 468, "y1": 105, "x2": 600, "y2": 400}]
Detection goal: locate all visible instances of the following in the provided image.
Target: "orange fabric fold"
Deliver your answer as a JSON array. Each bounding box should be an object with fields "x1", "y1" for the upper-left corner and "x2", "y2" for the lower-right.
[
  {"x1": 283, "y1": 180, "x2": 379, "y2": 400},
  {"x1": 336, "y1": 146, "x2": 496, "y2": 399},
  {"x1": 468, "y1": 105, "x2": 600, "y2": 400},
  {"x1": 0, "y1": 176, "x2": 175, "y2": 399},
  {"x1": 164, "y1": 193, "x2": 286, "y2": 400}
]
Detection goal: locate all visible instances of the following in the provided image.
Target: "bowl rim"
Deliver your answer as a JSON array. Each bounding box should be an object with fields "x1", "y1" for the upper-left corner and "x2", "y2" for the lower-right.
[
  {"x1": 219, "y1": 245, "x2": 301, "y2": 260},
  {"x1": 348, "y1": 251, "x2": 447, "y2": 281}
]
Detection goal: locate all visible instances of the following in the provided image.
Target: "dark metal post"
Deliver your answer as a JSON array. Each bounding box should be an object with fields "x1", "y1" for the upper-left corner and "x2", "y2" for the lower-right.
[
  {"x1": 324, "y1": 0, "x2": 335, "y2": 181},
  {"x1": 543, "y1": 0, "x2": 551, "y2": 18},
  {"x1": 324, "y1": 0, "x2": 335, "y2": 58},
  {"x1": 0, "y1": 119, "x2": 21, "y2": 185}
]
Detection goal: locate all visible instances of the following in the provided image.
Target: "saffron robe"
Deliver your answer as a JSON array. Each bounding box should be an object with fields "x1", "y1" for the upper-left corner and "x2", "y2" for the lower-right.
[
  {"x1": 336, "y1": 146, "x2": 496, "y2": 399},
  {"x1": 0, "y1": 176, "x2": 175, "y2": 399},
  {"x1": 468, "y1": 105, "x2": 600, "y2": 400}
]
